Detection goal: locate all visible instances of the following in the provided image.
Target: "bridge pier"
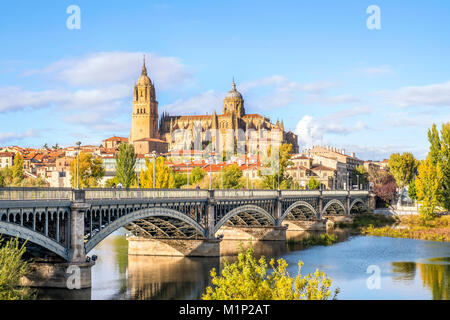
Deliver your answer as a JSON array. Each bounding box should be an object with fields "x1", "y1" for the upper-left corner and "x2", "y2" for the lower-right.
[
  {"x1": 215, "y1": 225, "x2": 287, "y2": 241},
  {"x1": 127, "y1": 236, "x2": 221, "y2": 257},
  {"x1": 22, "y1": 190, "x2": 95, "y2": 289}
]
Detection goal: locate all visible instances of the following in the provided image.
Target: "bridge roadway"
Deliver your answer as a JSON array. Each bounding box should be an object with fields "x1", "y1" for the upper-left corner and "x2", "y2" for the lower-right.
[{"x1": 0, "y1": 187, "x2": 372, "y2": 288}]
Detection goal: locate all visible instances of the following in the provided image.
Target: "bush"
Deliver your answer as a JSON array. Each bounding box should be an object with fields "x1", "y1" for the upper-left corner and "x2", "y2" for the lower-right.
[
  {"x1": 0, "y1": 238, "x2": 34, "y2": 300},
  {"x1": 202, "y1": 245, "x2": 338, "y2": 300}
]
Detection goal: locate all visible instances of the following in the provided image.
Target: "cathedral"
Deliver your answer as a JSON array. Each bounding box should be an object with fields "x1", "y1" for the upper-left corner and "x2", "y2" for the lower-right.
[{"x1": 130, "y1": 59, "x2": 299, "y2": 156}]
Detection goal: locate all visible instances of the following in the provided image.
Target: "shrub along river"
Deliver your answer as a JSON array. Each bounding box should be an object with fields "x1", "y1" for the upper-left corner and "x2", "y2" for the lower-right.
[{"x1": 38, "y1": 230, "x2": 450, "y2": 300}]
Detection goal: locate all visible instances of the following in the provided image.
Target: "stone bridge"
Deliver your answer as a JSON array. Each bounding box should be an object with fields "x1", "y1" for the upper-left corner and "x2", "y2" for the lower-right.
[{"x1": 0, "y1": 187, "x2": 372, "y2": 288}]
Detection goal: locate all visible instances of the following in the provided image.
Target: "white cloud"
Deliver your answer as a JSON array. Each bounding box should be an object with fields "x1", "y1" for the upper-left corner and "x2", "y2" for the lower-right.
[
  {"x1": 24, "y1": 52, "x2": 193, "y2": 90},
  {"x1": 378, "y1": 81, "x2": 450, "y2": 108},
  {"x1": 162, "y1": 90, "x2": 224, "y2": 115},
  {"x1": 294, "y1": 115, "x2": 367, "y2": 149},
  {"x1": 0, "y1": 84, "x2": 130, "y2": 112},
  {"x1": 0, "y1": 129, "x2": 36, "y2": 144}
]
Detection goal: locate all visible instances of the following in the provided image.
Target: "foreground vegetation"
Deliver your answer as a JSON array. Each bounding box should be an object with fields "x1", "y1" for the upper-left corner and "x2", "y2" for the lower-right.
[
  {"x1": 286, "y1": 233, "x2": 338, "y2": 247},
  {"x1": 362, "y1": 215, "x2": 450, "y2": 242},
  {"x1": 202, "y1": 246, "x2": 339, "y2": 300},
  {"x1": 0, "y1": 238, "x2": 34, "y2": 300}
]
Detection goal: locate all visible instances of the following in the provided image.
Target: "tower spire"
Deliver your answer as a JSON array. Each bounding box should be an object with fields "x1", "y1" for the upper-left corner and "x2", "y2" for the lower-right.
[
  {"x1": 232, "y1": 77, "x2": 236, "y2": 91},
  {"x1": 141, "y1": 54, "x2": 148, "y2": 76}
]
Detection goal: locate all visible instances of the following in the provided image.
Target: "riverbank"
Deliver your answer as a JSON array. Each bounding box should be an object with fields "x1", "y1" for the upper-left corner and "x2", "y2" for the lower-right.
[{"x1": 336, "y1": 214, "x2": 450, "y2": 242}]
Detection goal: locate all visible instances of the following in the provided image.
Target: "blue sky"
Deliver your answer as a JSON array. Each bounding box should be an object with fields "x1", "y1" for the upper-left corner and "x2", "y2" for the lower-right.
[{"x1": 0, "y1": 0, "x2": 449, "y2": 160}]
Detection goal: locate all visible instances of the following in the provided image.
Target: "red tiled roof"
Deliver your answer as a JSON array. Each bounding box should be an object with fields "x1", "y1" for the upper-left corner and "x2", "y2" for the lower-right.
[{"x1": 103, "y1": 136, "x2": 128, "y2": 142}]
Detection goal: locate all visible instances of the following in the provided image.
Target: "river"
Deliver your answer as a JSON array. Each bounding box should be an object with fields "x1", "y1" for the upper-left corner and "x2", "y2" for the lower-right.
[{"x1": 37, "y1": 230, "x2": 450, "y2": 300}]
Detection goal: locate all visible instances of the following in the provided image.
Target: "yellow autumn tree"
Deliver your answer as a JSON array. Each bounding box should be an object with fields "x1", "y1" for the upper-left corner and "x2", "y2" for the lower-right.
[
  {"x1": 202, "y1": 246, "x2": 338, "y2": 300},
  {"x1": 416, "y1": 156, "x2": 444, "y2": 220},
  {"x1": 139, "y1": 157, "x2": 175, "y2": 188},
  {"x1": 69, "y1": 152, "x2": 105, "y2": 188}
]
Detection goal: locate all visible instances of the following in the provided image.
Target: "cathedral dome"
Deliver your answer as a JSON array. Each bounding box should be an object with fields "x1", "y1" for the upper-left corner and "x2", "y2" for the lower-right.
[{"x1": 225, "y1": 81, "x2": 243, "y2": 99}]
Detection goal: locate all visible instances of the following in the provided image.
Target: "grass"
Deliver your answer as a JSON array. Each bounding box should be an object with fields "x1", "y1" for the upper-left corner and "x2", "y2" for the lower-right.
[
  {"x1": 287, "y1": 233, "x2": 338, "y2": 247},
  {"x1": 335, "y1": 214, "x2": 398, "y2": 232},
  {"x1": 361, "y1": 215, "x2": 450, "y2": 242}
]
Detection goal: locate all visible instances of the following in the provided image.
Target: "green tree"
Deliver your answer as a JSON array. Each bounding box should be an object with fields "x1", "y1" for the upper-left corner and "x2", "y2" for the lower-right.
[
  {"x1": 388, "y1": 153, "x2": 418, "y2": 188},
  {"x1": 70, "y1": 152, "x2": 105, "y2": 188},
  {"x1": 114, "y1": 143, "x2": 137, "y2": 188},
  {"x1": 261, "y1": 143, "x2": 294, "y2": 189},
  {"x1": 190, "y1": 166, "x2": 206, "y2": 185},
  {"x1": 353, "y1": 165, "x2": 368, "y2": 187},
  {"x1": 425, "y1": 123, "x2": 450, "y2": 211},
  {"x1": 202, "y1": 246, "x2": 338, "y2": 300},
  {"x1": 222, "y1": 164, "x2": 243, "y2": 189},
  {"x1": 416, "y1": 156, "x2": 443, "y2": 220},
  {"x1": 0, "y1": 238, "x2": 34, "y2": 300},
  {"x1": 0, "y1": 166, "x2": 13, "y2": 187},
  {"x1": 174, "y1": 172, "x2": 188, "y2": 188},
  {"x1": 11, "y1": 153, "x2": 24, "y2": 182},
  {"x1": 307, "y1": 177, "x2": 320, "y2": 190},
  {"x1": 408, "y1": 178, "x2": 417, "y2": 201},
  {"x1": 139, "y1": 157, "x2": 175, "y2": 188},
  {"x1": 105, "y1": 177, "x2": 119, "y2": 188}
]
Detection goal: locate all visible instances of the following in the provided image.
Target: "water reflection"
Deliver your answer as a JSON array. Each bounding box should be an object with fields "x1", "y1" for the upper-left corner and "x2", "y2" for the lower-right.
[
  {"x1": 127, "y1": 255, "x2": 218, "y2": 300},
  {"x1": 37, "y1": 234, "x2": 450, "y2": 300},
  {"x1": 392, "y1": 259, "x2": 450, "y2": 300}
]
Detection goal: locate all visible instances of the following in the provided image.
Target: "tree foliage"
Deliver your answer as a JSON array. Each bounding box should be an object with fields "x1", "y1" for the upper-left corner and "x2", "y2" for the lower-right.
[
  {"x1": 307, "y1": 177, "x2": 320, "y2": 190},
  {"x1": 416, "y1": 156, "x2": 443, "y2": 220},
  {"x1": 139, "y1": 157, "x2": 175, "y2": 189},
  {"x1": 388, "y1": 153, "x2": 418, "y2": 188},
  {"x1": 261, "y1": 143, "x2": 294, "y2": 189},
  {"x1": 0, "y1": 238, "x2": 34, "y2": 300},
  {"x1": 221, "y1": 164, "x2": 243, "y2": 189},
  {"x1": 372, "y1": 171, "x2": 397, "y2": 204},
  {"x1": 408, "y1": 178, "x2": 417, "y2": 201},
  {"x1": 114, "y1": 143, "x2": 137, "y2": 188},
  {"x1": 11, "y1": 153, "x2": 24, "y2": 182},
  {"x1": 202, "y1": 246, "x2": 338, "y2": 300},
  {"x1": 353, "y1": 165, "x2": 368, "y2": 187},
  {"x1": 427, "y1": 123, "x2": 450, "y2": 211},
  {"x1": 70, "y1": 152, "x2": 105, "y2": 188},
  {"x1": 190, "y1": 167, "x2": 206, "y2": 185}
]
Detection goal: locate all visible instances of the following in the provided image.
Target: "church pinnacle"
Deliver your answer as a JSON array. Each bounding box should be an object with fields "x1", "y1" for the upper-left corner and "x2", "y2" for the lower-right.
[{"x1": 141, "y1": 54, "x2": 148, "y2": 76}]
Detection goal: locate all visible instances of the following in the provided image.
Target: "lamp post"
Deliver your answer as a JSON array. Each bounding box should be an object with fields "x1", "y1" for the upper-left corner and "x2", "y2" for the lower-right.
[
  {"x1": 347, "y1": 172, "x2": 350, "y2": 190},
  {"x1": 357, "y1": 175, "x2": 360, "y2": 190},
  {"x1": 152, "y1": 151, "x2": 156, "y2": 189},
  {"x1": 75, "y1": 141, "x2": 81, "y2": 189},
  {"x1": 209, "y1": 156, "x2": 213, "y2": 190},
  {"x1": 184, "y1": 159, "x2": 190, "y2": 186},
  {"x1": 246, "y1": 158, "x2": 249, "y2": 190}
]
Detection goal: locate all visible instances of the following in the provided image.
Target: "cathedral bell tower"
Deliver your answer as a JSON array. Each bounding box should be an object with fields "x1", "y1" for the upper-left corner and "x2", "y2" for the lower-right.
[{"x1": 130, "y1": 56, "x2": 159, "y2": 143}]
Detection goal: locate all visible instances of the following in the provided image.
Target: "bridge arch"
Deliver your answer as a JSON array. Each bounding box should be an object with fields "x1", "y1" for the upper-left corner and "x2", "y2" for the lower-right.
[
  {"x1": 0, "y1": 222, "x2": 69, "y2": 261},
  {"x1": 349, "y1": 198, "x2": 368, "y2": 214},
  {"x1": 85, "y1": 207, "x2": 206, "y2": 254},
  {"x1": 279, "y1": 201, "x2": 319, "y2": 222},
  {"x1": 322, "y1": 199, "x2": 347, "y2": 216},
  {"x1": 213, "y1": 205, "x2": 275, "y2": 235}
]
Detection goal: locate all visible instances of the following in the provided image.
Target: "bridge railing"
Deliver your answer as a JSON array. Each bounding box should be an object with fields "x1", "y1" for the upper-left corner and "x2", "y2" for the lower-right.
[
  {"x1": 322, "y1": 190, "x2": 350, "y2": 196},
  {"x1": 349, "y1": 190, "x2": 370, "y2": 196},
  {"x1": 214, "y1": 190, "x2": 278, "y2": 198},
  {"x1": 281, "y1": 190, "x2": 321, "y2": 197},
  {"x1": 0, "y1": 187, "x2": 73, "y2": 201},
  {"x1": 84, "y1": 188, "x2": 210, "y2": 200}
]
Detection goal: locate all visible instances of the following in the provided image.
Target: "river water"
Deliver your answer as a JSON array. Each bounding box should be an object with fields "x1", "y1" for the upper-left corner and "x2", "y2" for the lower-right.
[{"x1": 38, "y1": 230, "x2": 450, "y2": 300}]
